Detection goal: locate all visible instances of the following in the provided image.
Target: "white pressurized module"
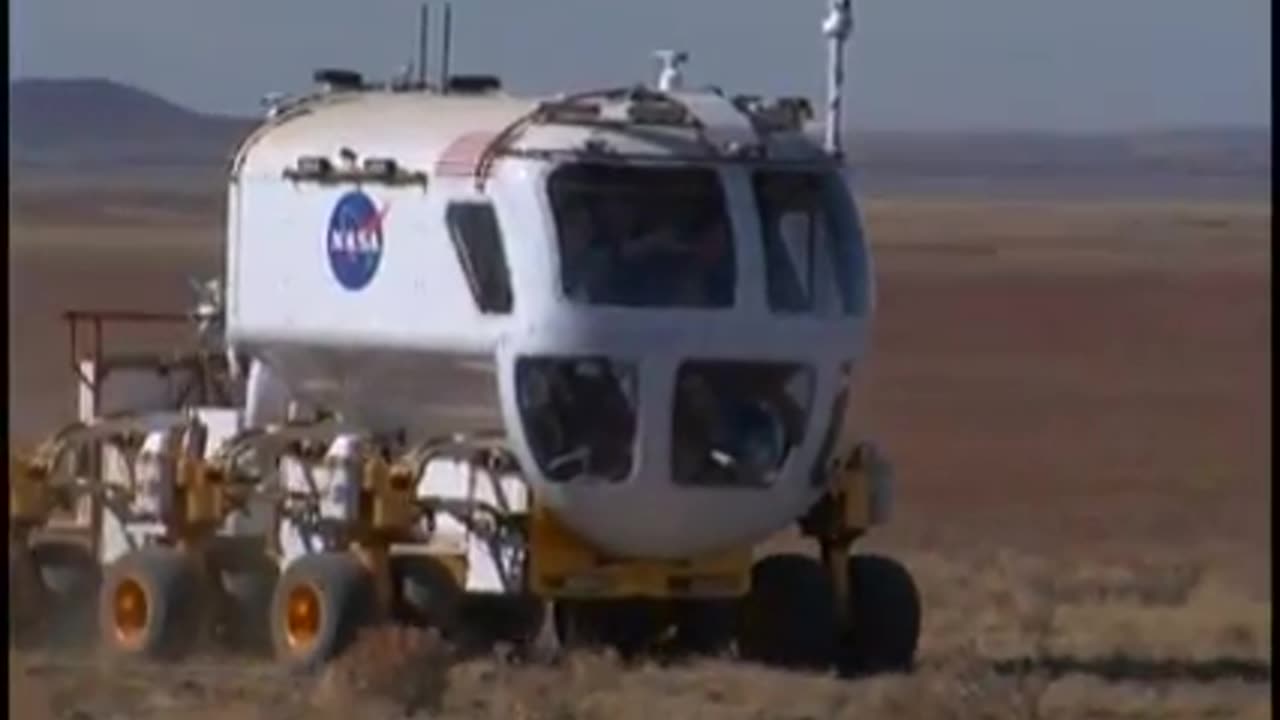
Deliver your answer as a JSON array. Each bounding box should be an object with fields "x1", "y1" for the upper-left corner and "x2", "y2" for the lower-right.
[{"x1": 226, "y1": 71, "x2": 874, "y2": 559}]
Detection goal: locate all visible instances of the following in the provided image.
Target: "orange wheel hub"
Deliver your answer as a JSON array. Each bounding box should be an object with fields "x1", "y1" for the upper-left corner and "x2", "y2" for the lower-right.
[
  {"x1": 113, "y1": 578, "x2": 149, "y2": 646},
  {"x1": 285, "y1": 585, "x2": 322, "y2": 651}
]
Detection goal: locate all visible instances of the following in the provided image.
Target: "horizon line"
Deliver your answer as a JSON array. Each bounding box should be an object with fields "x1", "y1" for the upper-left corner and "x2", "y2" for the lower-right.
[{"x1": 9, "y1": 74, "x2": 1273, "y2": 138}]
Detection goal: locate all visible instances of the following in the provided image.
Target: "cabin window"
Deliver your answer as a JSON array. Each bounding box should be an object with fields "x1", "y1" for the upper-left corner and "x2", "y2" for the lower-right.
[
  {"x1": 548, "y1": 163, "x2": 736, "y2": 309},
  {"x1": 752, "y1": 171, "x2": 869, "y2": 316},
  {"x1": 515, "y1": 356, "x2": 638, "y2": 483},
  {"x1": 671, "y1": 360, "x2": 814, "y2": 488},
  {"x1": 446, "y1": 202, "x2": 514, "y2": 314}
]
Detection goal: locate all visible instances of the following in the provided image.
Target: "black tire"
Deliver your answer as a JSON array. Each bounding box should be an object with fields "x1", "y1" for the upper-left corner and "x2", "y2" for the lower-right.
[
  {"x1": 553, "y1": 599, "x2": 664, "y2": 658},
  {"x1": 98, "y1": 547, "x2": 202, "y2": 660},
  {"x1": 10, "y1": 543, "x2": 45, "y2": 648},
  {"x1": 33, "y1": 540, "x2": 102, "y2": 650},
  {"x1": 456, "y1": 594, "x2": 547, "y2": 655},
  {"x1": 737, "y1": 554, "x2": 838, "y2": 670},
  {"x1": 217, "y1": 550, "x2": 280, "y2": 656},
  {"x1": 391, "y1": 555, "x2": 463, "y2": 632},
  {"x1": 839, "y1": 554, "x2": 921, "y2": 676},
  {"x1": 11, "y1": 540, "x2": 102, "y2": 651},
  {"x1": 670, "y1": 599, "x2": 737, "y2": 658},
  {"x1": 270, "y1": 552, "x2": 375, "y2": 672}
]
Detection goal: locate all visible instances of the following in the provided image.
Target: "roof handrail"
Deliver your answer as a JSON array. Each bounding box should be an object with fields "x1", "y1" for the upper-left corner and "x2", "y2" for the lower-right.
[{"x1": 473, "y1": 85, "x2": 754, "y2": 190}]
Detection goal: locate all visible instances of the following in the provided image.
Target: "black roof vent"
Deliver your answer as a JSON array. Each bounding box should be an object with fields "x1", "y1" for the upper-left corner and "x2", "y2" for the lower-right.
[
  {"x1": 446, "y1": 75, "x2": 502, "y2": 94},
  {"x1": 313, "y1": 68, "x2": 365, "y2": 90}
]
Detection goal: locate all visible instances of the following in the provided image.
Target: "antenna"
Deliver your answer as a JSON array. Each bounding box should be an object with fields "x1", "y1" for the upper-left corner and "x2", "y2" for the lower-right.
[
  {"x1": 439, "y1": 2, "x2": 453, "y2": 92},
  {"x1": 392, "y1": 62, "x2": 414, "y2": 90},
  {"x1": 261, "y1": 91, "x2": 287, "y2": 118},
  {"x1": 821, "y1": 0, "x2": 854, "y2": 159},
  {"x1": 417, "y1": 3, "x2": 430, "y2": 88},
  {"x1": 654, "y1": 50, "x2": 689, "y2": 92}
]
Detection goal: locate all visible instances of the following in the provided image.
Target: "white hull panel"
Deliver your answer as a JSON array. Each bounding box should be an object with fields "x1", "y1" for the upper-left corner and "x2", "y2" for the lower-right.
[{"x1": 255, "y1": 343, "x2": 503, "y2": 439}]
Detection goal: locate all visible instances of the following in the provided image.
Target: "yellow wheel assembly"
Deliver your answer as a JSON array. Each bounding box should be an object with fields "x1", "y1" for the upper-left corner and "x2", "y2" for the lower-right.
[
  {"x1": 98, "y1": 547, "x2": 201, "y2": 660},
  {"x1": 270, "y1": 552, "x2": 375, "y2": 672}
]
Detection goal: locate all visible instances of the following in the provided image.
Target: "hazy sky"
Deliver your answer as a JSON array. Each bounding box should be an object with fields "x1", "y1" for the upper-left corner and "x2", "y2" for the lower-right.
[{"x1": 10, "y1": 0, "x2": 1271, "y2": 131}]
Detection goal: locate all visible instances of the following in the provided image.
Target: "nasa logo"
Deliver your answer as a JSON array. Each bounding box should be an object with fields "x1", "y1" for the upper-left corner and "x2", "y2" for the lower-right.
[{"x1": 326, "y1": 190, "x2": 389, "y2": 290}]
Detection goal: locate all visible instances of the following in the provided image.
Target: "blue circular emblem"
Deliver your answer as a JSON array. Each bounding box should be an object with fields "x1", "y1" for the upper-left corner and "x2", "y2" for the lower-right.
[{"x1": 326, "y1": 191, "x2": 385, "y2": 290}]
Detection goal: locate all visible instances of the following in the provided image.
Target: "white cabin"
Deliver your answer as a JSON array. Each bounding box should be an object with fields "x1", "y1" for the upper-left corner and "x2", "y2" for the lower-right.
[{"x1": 225, "y1": 79, "x2": 875, "y2": 557}]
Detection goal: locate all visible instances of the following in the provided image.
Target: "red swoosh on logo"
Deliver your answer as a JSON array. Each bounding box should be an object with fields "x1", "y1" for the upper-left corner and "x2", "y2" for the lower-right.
[{"x1": 360, "y1": 202, "x2": 391, "y2": 233}]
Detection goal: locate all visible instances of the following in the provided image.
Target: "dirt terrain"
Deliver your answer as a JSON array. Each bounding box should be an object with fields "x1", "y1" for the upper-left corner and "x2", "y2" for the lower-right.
[{"x1": 7, "y1": 190, "x2": 1271, "y2": 718}]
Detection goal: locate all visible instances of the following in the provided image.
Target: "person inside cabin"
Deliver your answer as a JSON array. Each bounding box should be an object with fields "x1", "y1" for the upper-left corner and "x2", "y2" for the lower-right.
[
  {"x1": 672, "y1": 372, "x2": 725, "y2": 484},
  {"x1": 558, "y1": 200, "x2": 614, "y2": 303},
  {"x1": 684, "y1": 205, "x2": 733, "y2": 306},
  {"x1": 616, "y1": 211, "x2": 683, "y2": 305},
  {"x1": 612, "y1": 198, "x2": 727, "y2": 307},
  {"x1": 557, "y1": 178, "x2": 733, "y2": 308}
]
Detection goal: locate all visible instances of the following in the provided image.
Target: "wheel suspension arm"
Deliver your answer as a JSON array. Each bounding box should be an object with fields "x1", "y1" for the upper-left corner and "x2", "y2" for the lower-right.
[{"x1": 800, "y1": 441, "x2": 893, "y2": 630}]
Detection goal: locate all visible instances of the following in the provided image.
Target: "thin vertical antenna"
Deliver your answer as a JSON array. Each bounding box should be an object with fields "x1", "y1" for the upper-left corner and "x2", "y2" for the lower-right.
[
  {"x1": 417, "y1": 3, "x2": 430, "y2": 88},
  {"x1": 440, "y1": 2, "x2": 453, "y2": 92},
  {"x1": 654, "y1": 50, "x2": 689, "y2": 92},
  {"x1": 821, "y1": 0, "x2": 853, "y2": 159}
]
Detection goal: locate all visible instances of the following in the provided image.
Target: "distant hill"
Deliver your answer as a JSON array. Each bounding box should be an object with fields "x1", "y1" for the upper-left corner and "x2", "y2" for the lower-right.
[
  {"x1": 8, "y1": 77, "x2": 1271, "y2": 199},
  {"x1": 10, "y1": 77, "x2": 252, "y2": 174}
]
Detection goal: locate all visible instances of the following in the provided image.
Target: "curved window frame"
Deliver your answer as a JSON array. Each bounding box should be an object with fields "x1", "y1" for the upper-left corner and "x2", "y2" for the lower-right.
[{"x1": 751, "y1": 170, "x2": 870, "y2": 317}]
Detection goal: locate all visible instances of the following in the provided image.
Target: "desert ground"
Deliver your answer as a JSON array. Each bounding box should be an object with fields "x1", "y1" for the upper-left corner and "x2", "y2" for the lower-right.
[{"x1": 7, "y1": 186, "x2": 1271, "y2": 719}]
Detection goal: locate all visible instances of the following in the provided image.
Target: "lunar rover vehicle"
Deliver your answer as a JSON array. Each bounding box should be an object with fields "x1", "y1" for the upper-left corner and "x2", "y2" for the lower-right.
[{"x1": 9, "y1": 0, "x2": 921, "y2": 674}]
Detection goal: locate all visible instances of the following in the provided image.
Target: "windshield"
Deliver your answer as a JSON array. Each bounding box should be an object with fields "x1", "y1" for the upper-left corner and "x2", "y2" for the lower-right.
[
  {"x1": 548, "y1": 163, "x2": 736, "y2": 308},
  {"x1": 753, "y1": 170, "x2": 869, "y2": 316}
]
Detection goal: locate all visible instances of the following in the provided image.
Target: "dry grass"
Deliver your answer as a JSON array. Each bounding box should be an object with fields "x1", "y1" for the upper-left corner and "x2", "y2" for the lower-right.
[
  {"x1": 10, "y1": 551, "x2": 1271, "y2": 719},
  {"x1": 7, "y1": 190, "x2": 1271, "y2": 718}
]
